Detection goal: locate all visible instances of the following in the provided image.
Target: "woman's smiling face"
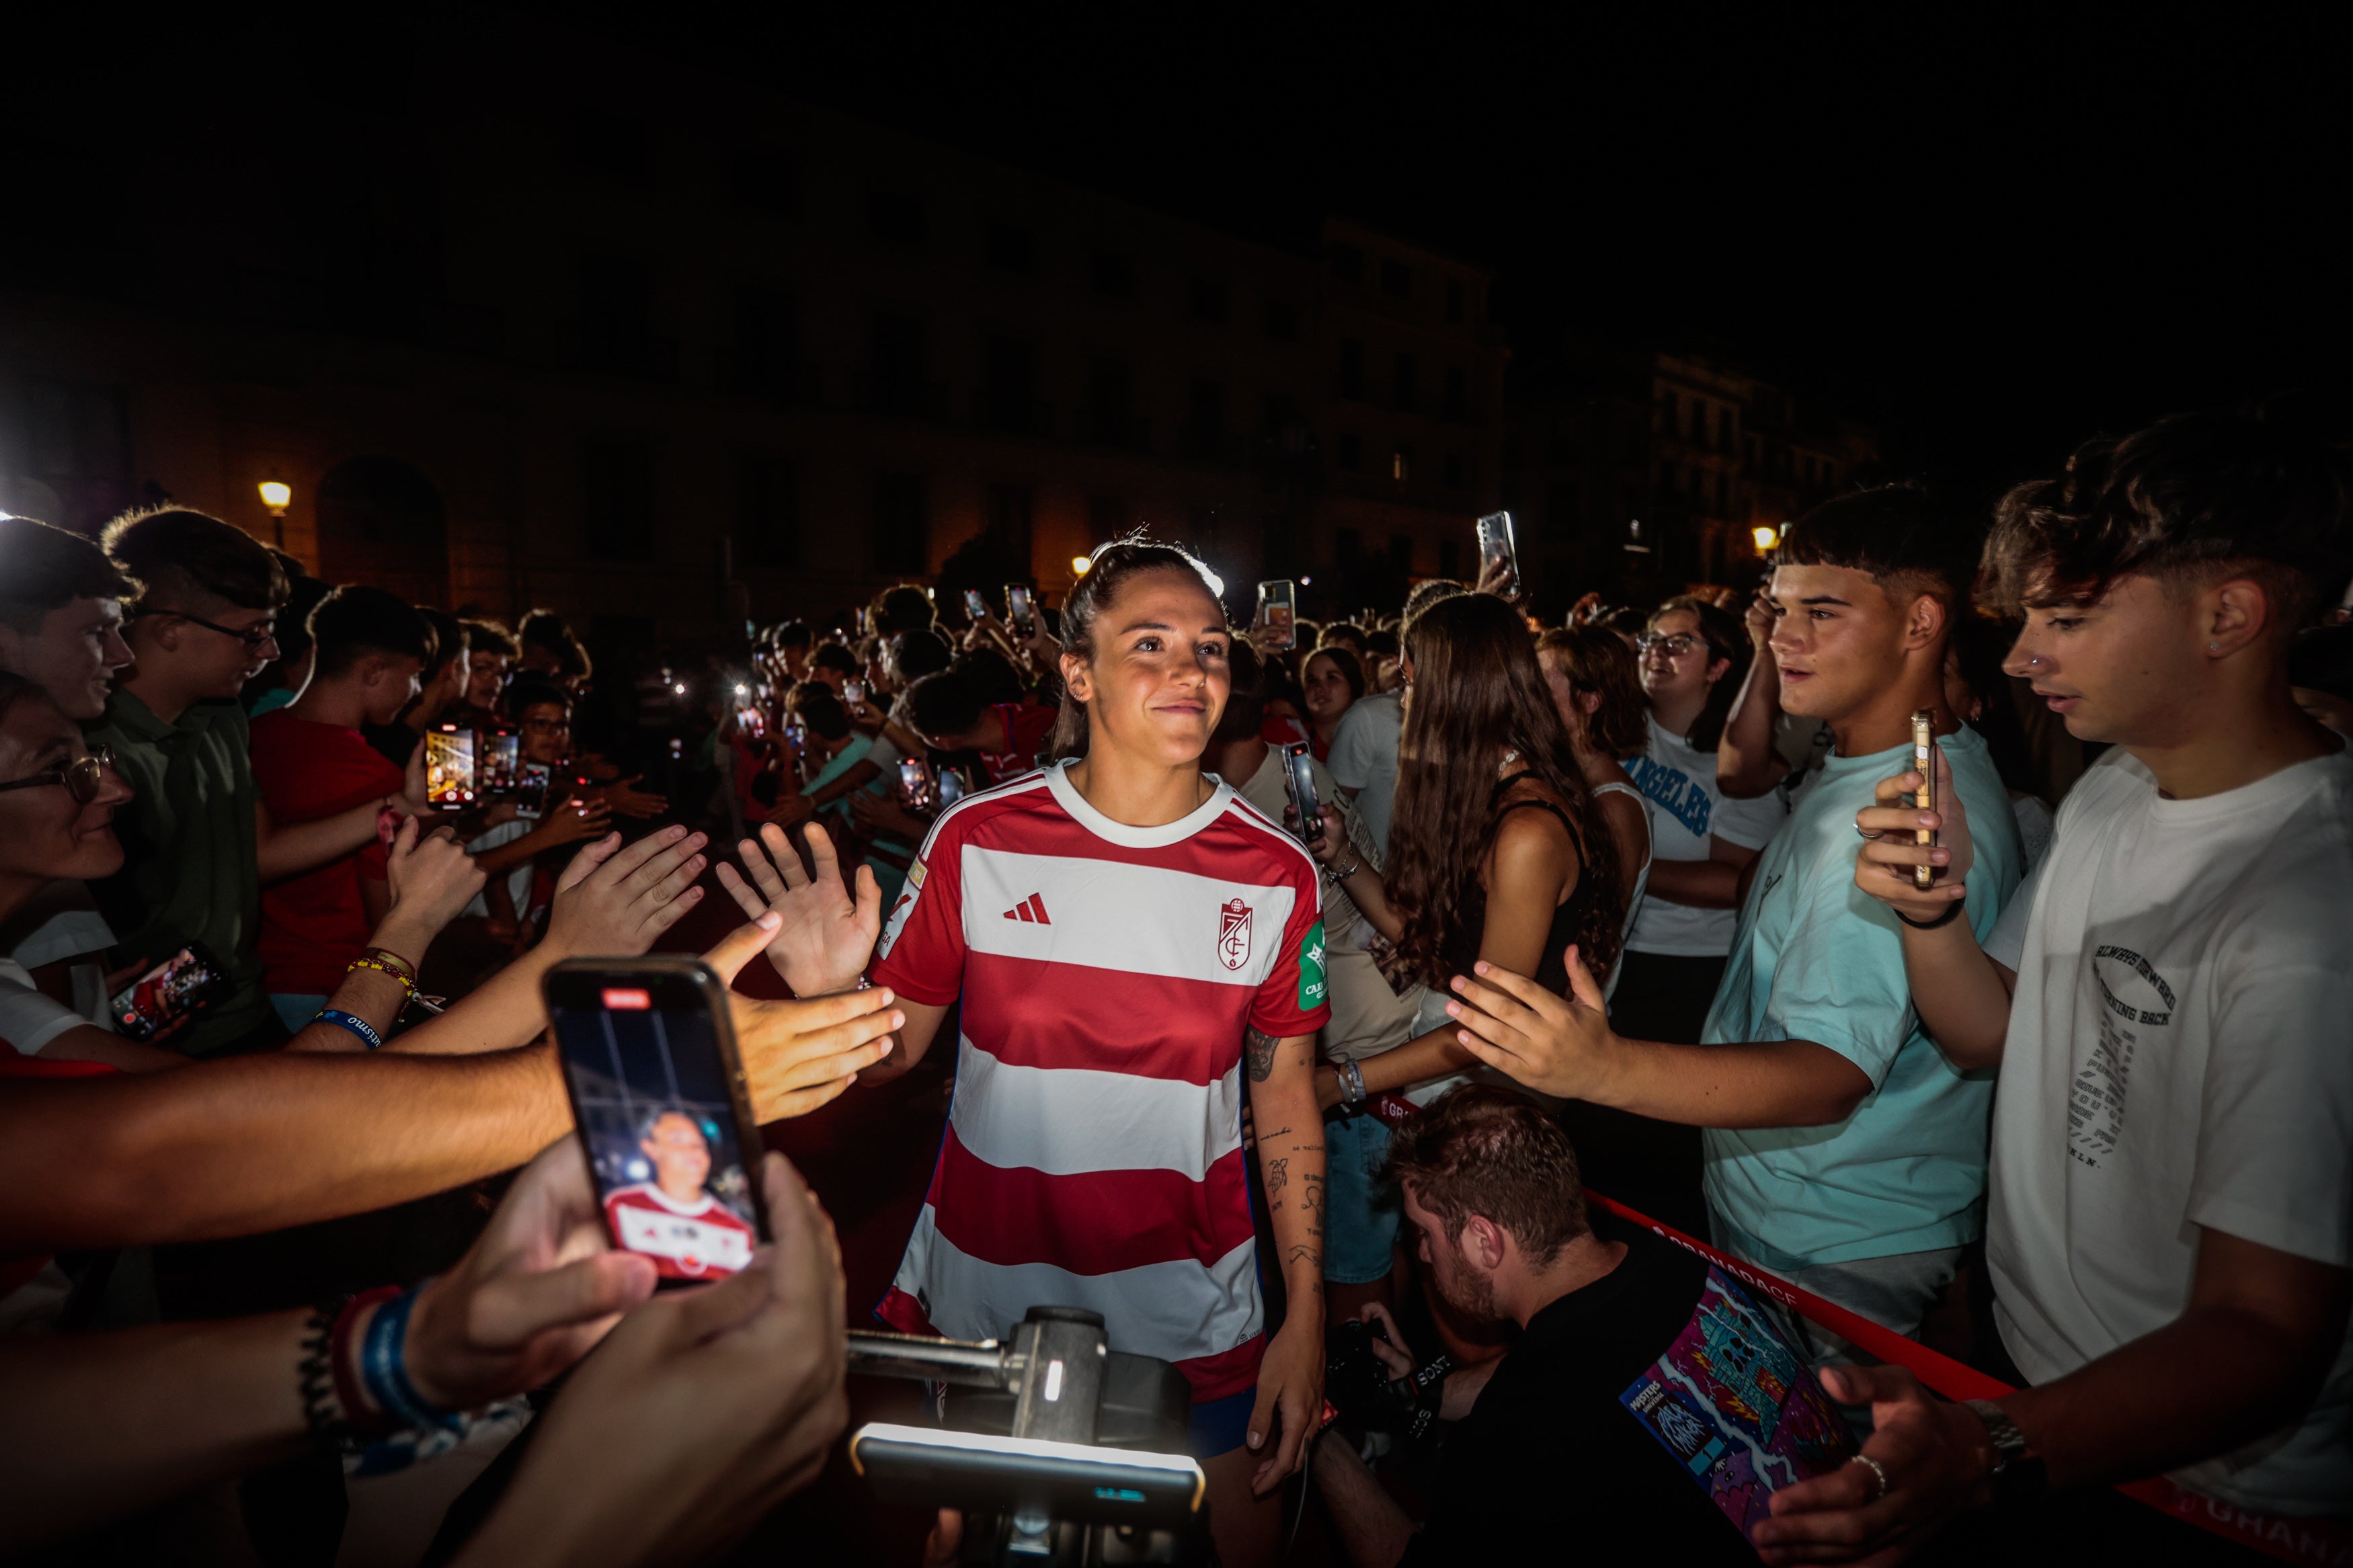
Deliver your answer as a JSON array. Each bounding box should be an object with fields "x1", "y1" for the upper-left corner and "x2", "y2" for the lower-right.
[{"x1": 1062, "y1": 567, "x2": 1232, "y2": 767}]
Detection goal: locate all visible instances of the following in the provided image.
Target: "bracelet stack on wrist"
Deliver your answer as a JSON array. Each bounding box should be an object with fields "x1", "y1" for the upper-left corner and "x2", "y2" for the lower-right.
[
  {"x1": 1337, "y1": 1057, "x2": 1367, "y2": 1106},
  {"x1": 1894, "y1": 899, "x2": 1966, "y2": 931}
]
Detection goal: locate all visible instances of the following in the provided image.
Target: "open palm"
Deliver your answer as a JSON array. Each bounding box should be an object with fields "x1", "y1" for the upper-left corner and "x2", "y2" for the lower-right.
[{"x1": 717, "y1": 822, "x2": 882, "y2": 996}]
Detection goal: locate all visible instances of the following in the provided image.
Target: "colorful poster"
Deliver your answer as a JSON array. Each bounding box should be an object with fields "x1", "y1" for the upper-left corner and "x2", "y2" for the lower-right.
[{"x1": 1619, "y1": 1266, "x2": 1857, "y2": 1534}]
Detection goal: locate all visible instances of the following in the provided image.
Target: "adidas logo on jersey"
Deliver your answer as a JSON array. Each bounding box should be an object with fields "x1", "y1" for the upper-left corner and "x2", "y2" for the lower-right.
[{"x1": 1001, "y1": 893, "x2": 1051, "y2": 924}]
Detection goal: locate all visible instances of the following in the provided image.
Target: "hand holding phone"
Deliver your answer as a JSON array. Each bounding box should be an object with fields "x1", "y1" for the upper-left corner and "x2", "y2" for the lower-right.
[
  {"x1": 1005, "y1": 584, "x2": 1035, "y2": 638},
  {"x1": 547, "y1": 958, "x2": 770, "y2": 1285},
  {"x1": 1476, "y1": 511, "x2": 1519, "y2": 599},
  {"x1": 897, "y1": 757, "x2": 936, "y2": 813},
  {"x1": 1911, "y1": 710, "x2": 1937, "y2": 890},
  {"x1": 1281, "y1": 741, "x2": 1324, "y2": 845},
  {"x1": 962, "y1": 588, "x2": 990, "y2": 624},
  {"x1": 110, "y1": 944, "x2": 233, "y2": 1042},
  {"x1": 427, "y1": 725, "x2": 478, "y2": 808}
]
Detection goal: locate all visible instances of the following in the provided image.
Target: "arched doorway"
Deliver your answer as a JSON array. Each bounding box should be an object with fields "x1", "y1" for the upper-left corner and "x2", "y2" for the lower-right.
[{"x1": 315, "y1": 456, "x2": 449, "y2": 606}]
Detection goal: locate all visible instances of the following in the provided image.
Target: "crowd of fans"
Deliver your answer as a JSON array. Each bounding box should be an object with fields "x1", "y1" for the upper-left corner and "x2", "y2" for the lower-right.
[{"x1": 1, "y1": 401, "x2": 2350, "y2": 1566}]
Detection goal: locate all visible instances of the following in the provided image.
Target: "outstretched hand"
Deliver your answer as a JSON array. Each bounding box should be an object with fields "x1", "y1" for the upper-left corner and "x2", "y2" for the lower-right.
[
  {"x1": 701, "y1": 915, "x2": 904, "y2": 1122},
  {"x1": 715, "y1": 822, "x2": 882, "y2": 997},
  {"x1": 383, "y1": 815, "x2": 488, "y2": 945},
  {"x1": 543, "y1": 825, "x2": 709, "y2": 960},
  {"x1": 1442, "y1": 944, "x2": 1620, "y2": 1100}
]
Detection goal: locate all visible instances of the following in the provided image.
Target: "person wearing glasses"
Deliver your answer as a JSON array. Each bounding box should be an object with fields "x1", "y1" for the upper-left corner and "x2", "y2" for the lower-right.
[
  {"x1": 1613, "y1": 597, "x2": 1788, "y2": 1058},
  {"x1": 87, "y1": 509, "x2": 438, "y2": 1057},
  {"x1": 452, "y1": 677, "x2": 612, "y2": 957},
  {"x1": 0, "y1": 517, "x2": 145, "y2": 1058}
]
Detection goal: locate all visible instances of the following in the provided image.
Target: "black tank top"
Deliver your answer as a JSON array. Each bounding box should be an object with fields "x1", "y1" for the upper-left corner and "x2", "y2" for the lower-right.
[{"x1": 1438, "y1": 774, "x2": 1593, "y2": 995}]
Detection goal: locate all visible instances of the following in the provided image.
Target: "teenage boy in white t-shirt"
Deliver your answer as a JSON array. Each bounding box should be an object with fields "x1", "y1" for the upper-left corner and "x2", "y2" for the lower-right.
[{"x1": 1760, "y1": 410, "x2": 2353, "y2": 1557}]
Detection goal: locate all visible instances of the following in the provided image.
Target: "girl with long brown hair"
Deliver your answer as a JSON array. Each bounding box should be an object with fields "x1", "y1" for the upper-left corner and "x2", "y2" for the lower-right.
[{"x1": 1306, "y1": 591, "x2": 1625, "y2": 1105}]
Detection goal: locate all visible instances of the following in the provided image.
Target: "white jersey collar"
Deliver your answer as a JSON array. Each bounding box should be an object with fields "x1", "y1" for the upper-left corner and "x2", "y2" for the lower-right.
[{"x1": 1044, "y1": 758, "x2": 1232, "y2": 849}]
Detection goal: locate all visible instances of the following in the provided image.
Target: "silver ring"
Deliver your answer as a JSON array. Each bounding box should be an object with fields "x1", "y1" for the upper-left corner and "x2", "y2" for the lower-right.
[
  {"x1": 1856, "y1": 824, "x2": 1884, "y2": 841},
  {"x1": 1850, "y1": 1452, "x2": 1890, "y2": 1501}
]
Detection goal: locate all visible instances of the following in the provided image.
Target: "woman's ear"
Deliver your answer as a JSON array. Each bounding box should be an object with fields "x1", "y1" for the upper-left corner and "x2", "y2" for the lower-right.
[
  {"x1": 1578, "y1": 690, "x2": 1602, "y2": 718},
  {"x1": 1059, "y1": 649, "x2": 1091, "y2": 704},
  {"x1": 1703, "y1": 656, "x2": 1732, "y2": 686}
]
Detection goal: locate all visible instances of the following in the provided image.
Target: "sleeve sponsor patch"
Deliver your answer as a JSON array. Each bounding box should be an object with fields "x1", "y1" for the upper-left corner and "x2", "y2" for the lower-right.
[{"x1": 1298, "y1": 919, "x2": 1327, "y2": 1009}]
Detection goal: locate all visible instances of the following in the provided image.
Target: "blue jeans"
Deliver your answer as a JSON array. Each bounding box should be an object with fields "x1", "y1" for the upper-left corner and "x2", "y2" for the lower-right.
[{"x1": 1324, "y1": 1110, "x2": 1400, "y2": 1285}]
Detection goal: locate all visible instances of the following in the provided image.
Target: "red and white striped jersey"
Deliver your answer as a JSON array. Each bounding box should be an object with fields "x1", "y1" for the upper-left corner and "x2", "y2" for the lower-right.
[
  {"x1": 602, "y1": 1184, "x2": 758, "y2": 1280},
  {"x1": 872, "y1": 761, "x2": 1329, "y2": 1402}
]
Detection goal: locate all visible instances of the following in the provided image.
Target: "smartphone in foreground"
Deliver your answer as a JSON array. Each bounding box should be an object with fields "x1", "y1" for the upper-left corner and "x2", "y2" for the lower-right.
[
  {"x1": 1476, "y1": 511, "x2": 1519, "y2": 597},
  {"x1": 1254, "y1": 581, "x2": 1297, "y2": 650},
  {"x1": 111, "y1": 943, "x2": 233, "y2": 1042},
  {"x1": 1005, "y1": 584, "x2": 1035, "y2": 638},
  {"x1": 426, "y1": 725, "x2": 477, "y2": 808},
  {"x1": 1281, "y1": 741, "x2": 1324, "y2": 844},
  {"x1": 1911, "y1": 710, "x2": 1937, "y2": 890},
  {"x1": 547, "y1": 958, "x2": 770, "y2": 1284}
]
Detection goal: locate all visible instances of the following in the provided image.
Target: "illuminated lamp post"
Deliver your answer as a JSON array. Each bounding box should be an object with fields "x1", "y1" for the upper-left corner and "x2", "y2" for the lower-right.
[{"x1": 259, "y1": 480, "x2": 292, "y2": 548}]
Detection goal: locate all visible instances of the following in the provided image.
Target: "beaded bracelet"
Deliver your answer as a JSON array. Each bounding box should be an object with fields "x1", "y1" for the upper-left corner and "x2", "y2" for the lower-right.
[
  {"x1": 361, "y1": 947, "x2": 418, "y2": 981},
  {"x1": 346, "y1": 956, "x2": 417, "y2": 997},
  {"x1": 313, "y1": 1009, "x2": 385, "y2": 1050}
]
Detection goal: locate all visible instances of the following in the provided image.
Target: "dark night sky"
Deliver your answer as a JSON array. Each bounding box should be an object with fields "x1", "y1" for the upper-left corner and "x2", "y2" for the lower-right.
[
  {"x1": 668, "y1": 4, "x2": 2352, "y2": 508},
  {"x1": 20, "y1": 7, "x2": 2351, "y2": 515}
]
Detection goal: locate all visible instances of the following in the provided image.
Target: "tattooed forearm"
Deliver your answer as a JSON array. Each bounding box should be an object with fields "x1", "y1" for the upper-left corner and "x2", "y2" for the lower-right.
[
  {"x1": 1266, "y1": 1157, "x2": 1289, "y2": 1200},
  {"x1": 1245, "y1": 1027, "x2": 1280, "y2": 1083}
]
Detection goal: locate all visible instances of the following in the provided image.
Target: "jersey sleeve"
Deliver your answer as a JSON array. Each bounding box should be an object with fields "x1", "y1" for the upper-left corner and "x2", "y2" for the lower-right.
[
  {"x1": 871, "y1": 811, "x2": 969, "y2": 1007},
  {"x1": 1248, "y1": 851, "x2": 1330, "y2": 1038}
]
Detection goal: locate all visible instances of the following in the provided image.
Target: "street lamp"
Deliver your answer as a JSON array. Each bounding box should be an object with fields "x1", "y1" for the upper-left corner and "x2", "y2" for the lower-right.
[
  {"x1": 258, "y1": 481, "x2": 292, "y2": 548},
  {"x1": 1070, "y1": 554, "x2": 1092, "y2": 576},
  {"x1": 1751, "y1": 524, "x2": 1780, "y2": 554}
]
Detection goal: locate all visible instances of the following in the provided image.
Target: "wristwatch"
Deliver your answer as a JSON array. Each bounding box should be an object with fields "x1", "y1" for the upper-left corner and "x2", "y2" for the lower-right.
[{"x1": 1962, "y1": 1399, "x2": 2046, "y2": 1506}]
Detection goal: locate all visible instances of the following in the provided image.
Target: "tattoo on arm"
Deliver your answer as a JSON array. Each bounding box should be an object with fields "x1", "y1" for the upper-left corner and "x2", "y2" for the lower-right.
[
  {"x1": 1266, "y1": 1157, "x2": 1288, "y2": 1200},
  {"x1": 1245, "y1": 1027, "x2": 1279, "y2": 1083}
]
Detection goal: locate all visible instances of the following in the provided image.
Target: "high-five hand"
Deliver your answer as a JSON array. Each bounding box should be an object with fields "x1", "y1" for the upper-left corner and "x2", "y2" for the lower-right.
[
  {"x1": 700, "y1": 915, "x2": 903, "y2": 1122},
  {"x1": 1443, "y1": 944, "x2": 1622, "y2": 1101},
  {"x1": 715, "y1": 822, "x2": 881, "y2": 997}
]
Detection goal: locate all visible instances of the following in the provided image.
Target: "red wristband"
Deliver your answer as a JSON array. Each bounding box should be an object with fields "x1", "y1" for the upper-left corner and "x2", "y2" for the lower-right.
[{"x1": 331, "y1": 1286, "x2": 403, "y2": 1435}]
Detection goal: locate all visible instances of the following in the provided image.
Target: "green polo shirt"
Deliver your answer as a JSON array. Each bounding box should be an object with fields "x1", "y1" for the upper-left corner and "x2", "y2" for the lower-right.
[{"x1": 86, "y1": 692, "x2": 273, "y2": 1055}]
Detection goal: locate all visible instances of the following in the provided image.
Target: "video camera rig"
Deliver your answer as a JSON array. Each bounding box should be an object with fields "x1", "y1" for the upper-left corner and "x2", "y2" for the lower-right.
[{"x1": 846, "y1": 1306, "x2": 1209, "y2": 1566}]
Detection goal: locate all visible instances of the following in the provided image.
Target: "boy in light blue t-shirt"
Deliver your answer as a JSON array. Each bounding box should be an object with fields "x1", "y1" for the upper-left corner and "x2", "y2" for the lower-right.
[{"x1": 1438, "y1": 487, "x2": 2023, "y2": 1360}]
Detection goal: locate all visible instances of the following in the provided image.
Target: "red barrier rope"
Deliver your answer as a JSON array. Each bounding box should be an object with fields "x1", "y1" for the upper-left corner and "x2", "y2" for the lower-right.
[{"x1": 1587, "y1": 1194, "x2": 2353, "y2": 1565}]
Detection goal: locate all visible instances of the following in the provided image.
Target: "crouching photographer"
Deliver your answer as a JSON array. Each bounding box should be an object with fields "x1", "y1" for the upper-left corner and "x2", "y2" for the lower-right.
[
  {"x1": 1308, "y1": 1087, "x2": 1858, "y2": 1565},
  {"x1": 1, "y1": 1138, "x2": 848, "y2": 1566}
]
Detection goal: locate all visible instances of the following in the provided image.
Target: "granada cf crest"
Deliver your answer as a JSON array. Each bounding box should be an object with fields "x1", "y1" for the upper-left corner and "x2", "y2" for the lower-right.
[{"x1": 1218, "y1": 898, "x2": 1253, "y2": 971}]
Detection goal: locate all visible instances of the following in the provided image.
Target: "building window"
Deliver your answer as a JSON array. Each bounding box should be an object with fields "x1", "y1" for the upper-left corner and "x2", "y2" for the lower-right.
[
  {"x1": 1392, "y1": 445, "x2": 1412, "y2": 483},
  {"x1": 1714, "y1": 471, "x2": 1728, "y2": 514},
  {"x1": 577, "y1": 253, "x2": 657, "y2": 378},
  {"x1": 1443, "y1": 452, "x2": 1467, "y2": 490},
  {"x1": 1437, "y1": 538, "x2": 1460, "y2": 577},
  {"x1": 1445, "y1": 277, "x2": 1466, "y2": 324},
  {"x1": 871, "y1": 472, "x2": 926, "y2": 574},
  {"x1": 1090, "y1": 251, "x2": 1135, "y2": 299},
  {"x1": 868, "y1": 190, "x2": 924, "y2": 246},
  {"x1": 1083, "y1": 354, "x2": 1136, "y2": 446},
  {"x1": 1185, "y1": 377, "x2": 1228, "y2": 456},
  {"x1": 1661, "y1": 390, "x2": 1678, "y2": 434},
  {"x1": 726, "y1": 147, "x2": 797, "y2": 218},
  {"x1": 981, "y1": 337, "x2": 1040, "y2": 434},
  {"x1": 1339, "y1": 338, "x2": 1366, "y2": 400},
  {"x1": 1262, "y1": 299, "x2": 1301, "y2": 340},
  {"x1": 1380, "y1": 258, "x2": 1412, "y2": 299},
  {"x1": 1337, "y1": 431, "x2": 1363, "y2": 471},
  {"x1": 582, "y1": 436, "x2": 656, "y2": 561},
  {"x1": 1328, "y1": 243, "x2": 1363, "y2": 284},
  {"x1": 1393, "y1": 353, "x2": 1418, "y2": 414},
  {"x1": 1445, "y1": 365, "x2": 1468, "y2": 422},
  {"x1": 865, "y1": 312, "x2": 930, "y2": 417},
  {"x1": 727, "y1": 283, "x2": 802, "y2": 399},
  {"x1": 986, "y1": 220, "x2": 1035, "y2": 273},
  {"x1": 1689, "y1": 401, "x2": 1706, "y2": 442},
  {"x1": 734, "y1": 454, "x2": 799, "y2": 569},
  {"x1": 1188, "y1": 278, "x2": 1230, "y2": 324}
]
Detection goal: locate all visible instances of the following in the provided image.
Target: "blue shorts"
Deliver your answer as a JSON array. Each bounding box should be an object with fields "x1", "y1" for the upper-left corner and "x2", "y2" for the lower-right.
[
  {"x1": 1323, "y1": 1110, "x2": 1400, "y2": 1284},
  {"x1": 1188, "y1": 1388, "x2": 1257, "y2": 1458}
]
